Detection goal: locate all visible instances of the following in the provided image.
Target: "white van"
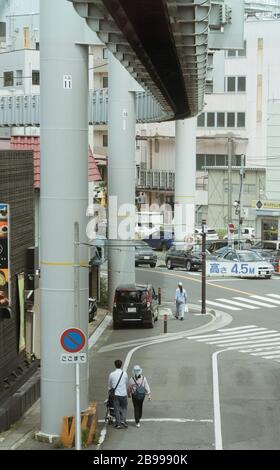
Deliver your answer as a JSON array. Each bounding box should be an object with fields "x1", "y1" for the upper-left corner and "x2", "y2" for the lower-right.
[{"x1": 224, "y1": 227, "x2": 255, "y2": 242}]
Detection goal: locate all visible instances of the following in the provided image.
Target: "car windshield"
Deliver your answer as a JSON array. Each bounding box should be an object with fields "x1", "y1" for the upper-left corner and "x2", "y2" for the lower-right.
[
  {"x1": 116, "y1": 290, "x2": 145, "y2": 303},
  {"x1": 135, "y1": 242, "x2": 151, "y2": 250},
  {"x1": 238, "y1": 251, "x2": 262, "y2": 262}
]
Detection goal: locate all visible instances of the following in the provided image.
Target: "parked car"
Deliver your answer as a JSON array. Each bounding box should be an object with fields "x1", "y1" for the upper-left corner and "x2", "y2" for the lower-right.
[
  {"x1": 112, "y1": 284, "x2": 159, "y2": 329},
  {"x1": 217, "y1": 249, "x2": 274, "y2": 278},
  {"x1": 223, "y1": 227, "x2": 255, "y2": 242},
  {"x1": 135, "y1": 241, "x2": 157, "y2": 267},
  {"x1": 165, "y1": 243, "x2": 203, "y2": 271},
  {"x1": 251, "y1": 240, "x2": 280, "y2": 251},
  {"x1": 195, "y1": 227, "x2": 219, "y2": 241},
  {"x1": 143, "y1": 230, "x2": 174, "y2": 251}
]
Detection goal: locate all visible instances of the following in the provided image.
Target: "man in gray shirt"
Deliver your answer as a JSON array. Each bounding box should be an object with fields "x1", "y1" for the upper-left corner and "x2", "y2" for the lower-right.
[{"x1": 108, "y1": 359, "x2": 129, "y2": 428}]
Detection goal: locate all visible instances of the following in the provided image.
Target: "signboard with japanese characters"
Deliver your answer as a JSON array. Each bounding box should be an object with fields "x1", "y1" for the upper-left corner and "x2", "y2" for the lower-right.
[
  {"x1": 60, "y1": 353, "x2": 87, "y2": 364},
  {"x1": 206, "y1": 261, "x2": 261, "y2": 277},
  {"x1": 0, "y1": 204, "x2": 10, "y2": 309}
]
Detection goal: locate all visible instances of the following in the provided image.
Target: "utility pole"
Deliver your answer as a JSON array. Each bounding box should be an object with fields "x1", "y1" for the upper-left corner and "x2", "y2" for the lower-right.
[
  {"x1": 237, "y1": 155, "x2": 245, "y2": 249},
  {"x1": 227, "y1": 137, "x2": 234, "y2": 224},
  {"x1": 201, "y1": 219, "x2": 207, "y2": 314}
]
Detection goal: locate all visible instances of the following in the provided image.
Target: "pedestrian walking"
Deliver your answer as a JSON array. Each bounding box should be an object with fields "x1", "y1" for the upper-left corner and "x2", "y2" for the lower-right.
[
  {"x1": 128, "y1": 365, "x2": 151, "y2": 428},
  {"x1": 175, "y1": 282, "x2": 188, "y2": 320},
  {"x1": 108, "y1": 359, "x2": 129, "y2": 429}
]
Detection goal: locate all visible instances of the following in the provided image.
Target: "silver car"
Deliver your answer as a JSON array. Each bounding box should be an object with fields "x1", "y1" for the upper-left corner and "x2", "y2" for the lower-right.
[{"x1": 217, "y1": 249, "x2": 274, "y2": 279}]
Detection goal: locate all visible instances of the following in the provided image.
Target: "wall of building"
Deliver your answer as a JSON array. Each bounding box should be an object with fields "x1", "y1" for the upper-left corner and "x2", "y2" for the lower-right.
[{"x1": 0, "y1": 149, "x2": 34, "y2": 404}]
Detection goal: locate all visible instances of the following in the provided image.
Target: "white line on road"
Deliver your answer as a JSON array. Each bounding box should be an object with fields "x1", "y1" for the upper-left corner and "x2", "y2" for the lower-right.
[
  {"x1": 190, "y1": 327, "x2": 266, "y2": 340},
  {"x1": 233, "y1": 297, "x2": 276, "y2": 308},
  {"x1": 250, "y1": 295, "x2": 280, "y2": 305},
  {"x1": 217, "y1": 325, "x2": 257, "y2": 332},
  {"x1": 204, "y1": 331, "x2": 278, "y2": 344},
  {"x1": 212, "y1": 350, "x2": 224, "y2": 450},
  {"x1": 98, "y1": 418, "x2": 213, "y2": 424},
  {"x1": 267, "y1": 294, "x2": 280, "y2": 299},
  {"x1": 200, "y1": 300, "x2": 241, "y2": 311},
  {"x1": 216, "y1": 298, "x2": 258, "y2": 309}
]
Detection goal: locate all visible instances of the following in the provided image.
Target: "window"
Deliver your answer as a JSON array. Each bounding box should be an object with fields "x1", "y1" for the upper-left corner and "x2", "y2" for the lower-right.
[
  {"x1": 35, "y1": 42, "x2": 40, "y2": 50},
  {"x1": 237, "y1": 76, "x2": 246, "y2": 92},
  {"x1": 207, "y1": 112, "x2": 215, "y2": 127},
  {"x1": 23, "y1": 27, "x2": 30, "y2": 48},
  {"x1": 32, "y1": 70, "x2": 40, "y2": 85},
  {"x1": 232, "y1": 155, "x2": 241, "y2": 166},
  {"x1": 103, "y1": 48, "x2": 108, "y2": 59},
  {"x1": 197, "y1": 113, "x2": 205, "y2": 127},
  {"x1": 102, "y1": 134, "x2": 108, "y2": 147},
  {"x1": 227, "y1": 49, "x2": 236, "y2": 57},
  {"x1": 102, "y1": 75, "x2": 108, "y2": 88},
  {"x1": 217, "y1": 112, "x2": 225, "y2": 127},
  {"x1": 196, "y1": 154, "x2": 206, "y2": 171},
  {"x1": 15, "y1": 70, "x2": 23, "y2": 86},
  {"x1": 206, "y1": 155, "x2": 215, "y2": 166},
  {"x1": 238, "y1": 40, "x2": 247, "y2": 57},
  {"x1": 237, "y1": 112, "x2": 245, "y2": 128},
  {"x1": 155, "y1": 139, "x2": 160, "y2": 153},
  {"x1": 227, "y1": 112, "x2": 235, "y2": 127},
  {"x1": 227, "y1": 77, "x2": 236, "y2": 92},
  {"x1": 4, "y1": 71, "x2": 13, "y2": 87},
  {"x1": 216, "y1": 154, "x2": 227, "y2": 166}
]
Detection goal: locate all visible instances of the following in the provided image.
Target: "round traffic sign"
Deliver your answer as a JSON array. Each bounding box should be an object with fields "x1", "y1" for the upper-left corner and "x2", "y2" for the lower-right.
[{"x1": 60, "y1": 328, "x2": 86, "y2": 353}]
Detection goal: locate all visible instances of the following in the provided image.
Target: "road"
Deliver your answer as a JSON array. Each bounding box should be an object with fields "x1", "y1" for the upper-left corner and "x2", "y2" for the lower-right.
[{"x1": 92, "y1": 264, "x2": 280, "y2": 450}]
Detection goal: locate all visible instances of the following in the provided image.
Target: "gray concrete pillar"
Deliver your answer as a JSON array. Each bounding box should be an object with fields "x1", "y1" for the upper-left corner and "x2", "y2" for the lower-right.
[
  {"x1": 108, "y1": 53, "x2": 136, "y2": 309},
  {"x1": 39, "y1": 0, "x2": 89, "y2": 438},
  {"x1": 174, "y1": 118, "x2": 196, "y2": 241}
]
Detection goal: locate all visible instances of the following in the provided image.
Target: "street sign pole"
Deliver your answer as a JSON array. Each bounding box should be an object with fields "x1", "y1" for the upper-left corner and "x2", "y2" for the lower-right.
[
  {"x1": 60, "y1": 328, "x2": 86, "y2": 451},
  {"x1": 75, "y1": 363, "x2": 81, "y2": 451},
  {"x1": 201, "y1": 219, "x2": 206, "y2": 314}
]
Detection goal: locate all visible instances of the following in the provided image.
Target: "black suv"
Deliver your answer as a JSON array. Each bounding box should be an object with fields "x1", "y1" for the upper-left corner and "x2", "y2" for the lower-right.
[{"x1": 112, "y1": 284, "x2": 159, "y2": 329}]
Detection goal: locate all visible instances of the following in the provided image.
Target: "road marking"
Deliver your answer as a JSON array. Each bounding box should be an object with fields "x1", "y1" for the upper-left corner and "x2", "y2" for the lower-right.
[
  {"x1": 205, "y1": 331, "x2": 279, "y2": 344},
  {"x1": 212, "y1": 350, "x2": 223, "y2": 450},
  {"x1": 98, "y1": 418, "x2": 213, "y2": 424},
  {"x1": 215, "y1": 298, "x2": 258, "y2": 309},
  {"x1": 188, "y1": 325, "x2": 280, "y2": 364},
  {"x1": 233, "y1": 297, "x2": 276, "y2": 308},
  {"x1": 249, "y1": 349, "x2": 280, "y2": 356},
  {"x1": 267, "y1": 294, "x2": 280, "y2": 299},
  {"x1": 200, "y1": 300, "x2": 240, "y2": 311},
  {"x1": 250, "y1": 295, "x2": 280, "y2": 305},
  {"x1": 190, "y1": 327, "x2": 266, "y2": 340},
  {"x1": 218, "y1": 325, "x2": 257, "y2": 331}
]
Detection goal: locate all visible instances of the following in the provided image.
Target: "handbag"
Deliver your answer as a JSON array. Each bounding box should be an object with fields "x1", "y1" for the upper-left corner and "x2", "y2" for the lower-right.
[{"x1": 184, "y1": 304, "x2": 188, "y2": 313}]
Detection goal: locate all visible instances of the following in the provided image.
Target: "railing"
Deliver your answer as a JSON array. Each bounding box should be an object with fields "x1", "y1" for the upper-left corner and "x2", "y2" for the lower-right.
[{"x1": 137, "y1": 170, "x2": 208, "y2": 192}]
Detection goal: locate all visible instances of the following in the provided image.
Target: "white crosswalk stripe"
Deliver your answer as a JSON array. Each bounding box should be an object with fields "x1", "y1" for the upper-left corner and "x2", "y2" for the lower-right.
[
  {"x1": 202, "y1": 293, "x2": 280, "y2": 311},
  {"x1": 187, "y1": 325, "x2": 280, "y2": 364}
]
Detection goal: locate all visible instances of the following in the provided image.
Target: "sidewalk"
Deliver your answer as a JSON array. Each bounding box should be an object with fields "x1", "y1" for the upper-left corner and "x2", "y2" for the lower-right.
[{"x1": 0, "y1": 307, "x2": 109, "y2": 451}]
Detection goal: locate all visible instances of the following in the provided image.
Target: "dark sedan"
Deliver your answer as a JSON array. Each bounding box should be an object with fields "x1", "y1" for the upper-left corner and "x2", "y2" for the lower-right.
[
  {"x1": 165, "y1": 244, "x2": 202, "y2": 271},
  {"x1": 135, "y1": 241, "x2": 157, "y2": 268}
]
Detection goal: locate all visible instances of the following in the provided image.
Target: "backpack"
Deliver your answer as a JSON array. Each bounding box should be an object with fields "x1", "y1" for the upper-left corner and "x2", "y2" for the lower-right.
[{"x1": 133, "y1": 377, "x2": 146, "y2": 400}]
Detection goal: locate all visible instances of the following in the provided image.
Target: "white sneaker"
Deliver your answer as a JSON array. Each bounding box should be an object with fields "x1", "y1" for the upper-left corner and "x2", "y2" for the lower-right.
[{"x1": 136, "y1": 423, "x2": 140, "y2": 428}]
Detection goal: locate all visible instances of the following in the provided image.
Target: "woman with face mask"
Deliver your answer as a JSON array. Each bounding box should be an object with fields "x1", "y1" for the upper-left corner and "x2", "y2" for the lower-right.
[{"x1": 128, "y1": 365, "x2": 151, "y2": 428}]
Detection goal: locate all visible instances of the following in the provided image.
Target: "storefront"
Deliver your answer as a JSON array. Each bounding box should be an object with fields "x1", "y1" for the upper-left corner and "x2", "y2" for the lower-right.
[{"x1": 253, "y1": 200, "x2": 280, "y2": 241}]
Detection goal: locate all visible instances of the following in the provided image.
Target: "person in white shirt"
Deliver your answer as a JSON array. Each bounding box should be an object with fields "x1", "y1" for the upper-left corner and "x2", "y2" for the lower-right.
[
  {"x1": 108, "y1": 359, "x2": 129, "y2": 429},
  {"x1": 175, "y1": 282, "x2": 188, "y2": 320}
]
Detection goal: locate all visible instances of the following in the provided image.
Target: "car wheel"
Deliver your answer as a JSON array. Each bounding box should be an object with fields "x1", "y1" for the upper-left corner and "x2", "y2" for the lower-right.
[
  {"x1": 147, "y1": 315, "x2": 155, "y2": 328},
  {"x1": 265, "y1": 275, "x2": 271, "y2": 279},
  {"x1": 186, "y1": 260, "x2": 192, "y2": 271},
  {"x1": 113, "y1": 321, "x2": 120, "y2": 329},
  {"x1": 166, "y1": 259, "x2": 173, "y2": 270},
  {"x1": 150, "y1": 263, "x2": 156, "y2": 268},
  {"x1": 135, "y1": 263, "x2": 139, "y2": 267}
]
